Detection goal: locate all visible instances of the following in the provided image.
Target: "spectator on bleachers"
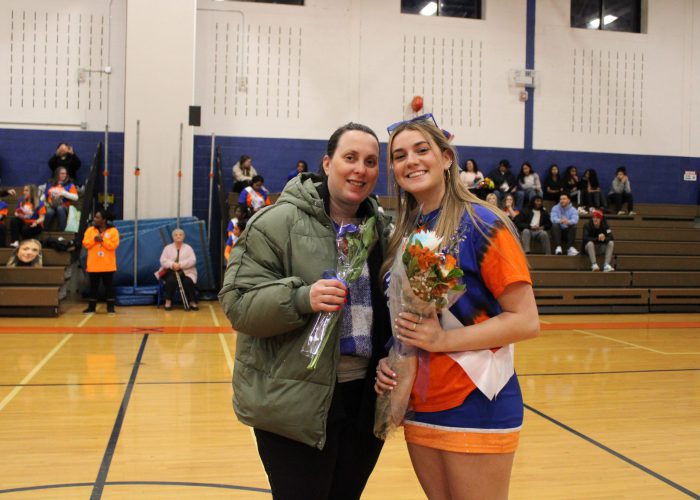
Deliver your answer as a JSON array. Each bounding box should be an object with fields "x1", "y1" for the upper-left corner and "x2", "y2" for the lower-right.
[
  {"x1": 485, "y1": 192, "x2": 499, "y2": 207},
  {"x1": 157, "y1": 228, "x2": 199, "y2": 311},
  {"x1": 232, "y1": 154, "x2": 258, "y2": 193},
  {"x1": 581, "y1": 168, "x2": 605, "y2": 212},
  {"x1": 515, "y1": 195, "x2": 552, "y2": 255},
  {"x1": 227, "y1": 204, "x2": 247, "y2": 239},
  {"x1": 563, "y1": 166, "x2": 582, "y2": 208},
  {"x1": 49, "y1": 143, "x2": 81, "y2": 182},
  {"x1": 608, "y1": 166, "x2": 635, "y2": 215},
  {"x1": 488, "y1": 159, "x2": 524, "y2": 209},
  {"x1": 42, "y1": 167, "x2": 79, "y2": 231},
  {"x1": 543, "y1": 164, "x2": 564, "y2": 202},
  {"x1": 6, "y1": 238, "x2": 43, "y2": 267},
  {"x1": 10, "y1": 184, "x2": 46, "y2": 247},
  {"x1": 0, "y1": 192, "x2": 12, "y2": 247},
  {"x1": 582, "y1": 210, "x2": 615, "y2": 272},
  {"x1": 502, "y1": 193, "x2": 520, "y2": 223},
  {"x1": 238, "y1": 175, "x2": 271, "y2": 214},
  {"x1": 517, "y1": 161, "x2": 542, "y2": 205},
  {"x1": 550, "y1": 192, "x2": 579, "y2": 256},
  {"x1": 459, "y1": 158, "x2": 485, "y2": 192},
  {"x1": 287, "y1": 160, "x2": 309, "y2": 181},
  {"x1": 82, "y1": 208, "x2": 119, "y2": 314},
  {"x1": 224, "y1": 219, "x2": 247, "y2": 263},
  {"x1": 0, "y1": 188, "x2": 17, "y2": 197}
]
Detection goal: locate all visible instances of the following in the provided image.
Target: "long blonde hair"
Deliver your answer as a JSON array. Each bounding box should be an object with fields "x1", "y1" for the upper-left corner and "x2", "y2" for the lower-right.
[{"x1": 381, "y1": 119, "x2": 521, "y2": 277}]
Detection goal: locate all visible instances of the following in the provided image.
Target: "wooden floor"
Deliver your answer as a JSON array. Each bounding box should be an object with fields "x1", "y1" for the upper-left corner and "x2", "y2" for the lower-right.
[{"x1": 0, "y1": 303, "x2": 699, "y2": 499}]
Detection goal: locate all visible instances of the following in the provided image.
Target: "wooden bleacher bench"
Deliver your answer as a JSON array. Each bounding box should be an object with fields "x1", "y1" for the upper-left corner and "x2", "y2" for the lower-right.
[
  {"x1": 615, "y1": 255, "x2": 700, "y2": 271},
  {"x1": 0, "y1": 266, "x2": 65, "y2": 285},
  {"x1": 631, "y1": 271, "x2": 700, "y2": 288},
  {"x1": 534, "y1": 288, "x2": 650, "y2": 313},
  {"x1": 531, "y1": 270, "x2": 631, "y2": 288},
  {"x1": 0, "y1": 285, "x2": 61, "y2": 316},
  {"x1": 611, "y1": 227, "x2": 700, "y2": 242}
]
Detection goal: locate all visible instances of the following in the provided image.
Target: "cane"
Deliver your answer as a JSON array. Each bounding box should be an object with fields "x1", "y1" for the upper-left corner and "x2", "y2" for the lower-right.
[{"x1": 174, "y1": 271, "x2": 190, "y2": 311}]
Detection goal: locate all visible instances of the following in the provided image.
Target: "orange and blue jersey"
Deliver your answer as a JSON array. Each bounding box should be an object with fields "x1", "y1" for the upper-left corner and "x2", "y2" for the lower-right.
[
  {"x1": 238, "y1": 186, "x2": 270, "y2": 212},
  {"x1": 44, "y1": 181, "x2": 78, "y2": 208},
  {"x1": 403, "y1": 204, "x2": 532, "y2": 454},
  {"x1": 224, "y1": 234, "x2": 234, "y2": 262},
  {"x1": 0, "y1": 201, "x2": 7, "y2": 220},
  {"x1": 15, "y1": 199, "x2": 46, "y2": 225}
]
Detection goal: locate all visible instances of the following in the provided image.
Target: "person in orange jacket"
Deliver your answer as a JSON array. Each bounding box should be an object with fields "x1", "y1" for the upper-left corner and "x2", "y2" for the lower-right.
[{"x1": 82, "y1": 208, "x2": 120, "y2": 314}]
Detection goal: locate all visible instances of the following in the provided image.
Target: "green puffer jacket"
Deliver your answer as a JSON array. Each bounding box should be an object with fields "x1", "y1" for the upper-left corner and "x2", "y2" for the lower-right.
[{"x1": 219, "y1": 173, "x2": 391, "y2": 449}]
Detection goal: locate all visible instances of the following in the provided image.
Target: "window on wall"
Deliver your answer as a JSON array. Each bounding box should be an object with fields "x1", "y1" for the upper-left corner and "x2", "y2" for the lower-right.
[
  {"x1": 401, "y1": 0, "x2": 482, "y2": 19},
  {"x1": 571, "y1": 0, "x2": 642, "y2": 33}
]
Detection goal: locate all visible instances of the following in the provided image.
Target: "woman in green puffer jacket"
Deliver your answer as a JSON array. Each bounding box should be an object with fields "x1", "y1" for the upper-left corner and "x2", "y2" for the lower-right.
[{"x1": 219, "y1": 123, "x2": 392, "y2": 500}]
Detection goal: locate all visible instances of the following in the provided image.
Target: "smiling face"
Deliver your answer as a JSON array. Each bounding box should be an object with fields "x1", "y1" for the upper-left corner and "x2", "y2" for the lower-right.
[
  {"x1": 322, "y1": 130, "x2": 379, "y2": 215},
  {"x1": 23, "y1": 185, "x2": 31, "y2": 198},
  {"x1": 18, "y1": 240, "x2": 41, "y2": 263},
  {"x1": 391, "y1": 129, "x2": 452, "y2": 211},
  {"x1": 56, "y1": 168, "x2": 68, "y2": 182}
]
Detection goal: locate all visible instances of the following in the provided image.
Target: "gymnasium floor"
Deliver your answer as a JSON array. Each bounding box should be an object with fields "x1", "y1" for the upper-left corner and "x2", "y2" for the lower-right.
[{"x1": 0, "y1": 304, "x2": 698, "y2": 499}]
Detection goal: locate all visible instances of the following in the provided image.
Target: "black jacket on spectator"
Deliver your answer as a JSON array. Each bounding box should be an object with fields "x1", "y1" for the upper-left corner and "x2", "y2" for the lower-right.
[
  {"x1": 488, "y1": 168, "x2": 517, "y2": 192},
  {"x1": 515, "y1": 207, "x2": 552, "y2": 232},
  {"x1": 49, "y1": 154, "x2": 81, "y2": 180},
  {"x1": 581, "y1": 219, "x2": 613, "y2": 250},
  {"x1": 543, "y1": 174, "x2": 564, "y2": 200}
]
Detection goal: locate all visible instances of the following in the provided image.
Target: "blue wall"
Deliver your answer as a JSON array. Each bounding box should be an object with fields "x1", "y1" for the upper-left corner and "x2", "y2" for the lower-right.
[{"x1": 0, "y1": 128, "x2": 125, "y2": 218}]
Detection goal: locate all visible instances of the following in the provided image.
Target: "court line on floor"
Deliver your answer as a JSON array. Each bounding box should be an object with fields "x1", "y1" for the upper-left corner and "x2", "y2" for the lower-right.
[
  {"x1": 78, "y1": 313, "x2": 93, "y2": 327},
  {"x1": 573, "y1": 329, "x2": 700, "y2": 355},
  {"x1": 519, "y1": 367, "x2": 700, "y2": 377},
  {"x1": 0, "y1": 380, "x2": 231, "y2": 388},
  {"x1": 0, "y1": 334, "x2": 73, "y2": 413},
  {"x1": 90, "y1": 334, "x2": 149, "y2": 500},
  {"x1": 211, "y1": 304, "x2": 235, "y2": 375},
  {"x1": 524, "y1": 404, "x2": 699, "y2": 498},
  {"x1": 0, "y1": 480, "x2": 271, "y2": 495}
]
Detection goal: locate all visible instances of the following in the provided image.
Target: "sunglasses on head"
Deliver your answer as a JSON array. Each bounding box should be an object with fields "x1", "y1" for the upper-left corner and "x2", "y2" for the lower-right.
[{"x1": 386, "y1": 113, "x2": 452, "y2": 139}]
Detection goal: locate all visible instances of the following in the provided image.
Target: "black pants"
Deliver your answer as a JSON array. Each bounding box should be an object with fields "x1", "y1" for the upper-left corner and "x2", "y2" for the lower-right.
[
  {"x1": 254, "y1": 379, "x2": 384, "y2": 500},
  {"x1": 9, "y1": 218, "x2": 43, "y2": 243},
  {"x1": 551, "y1": 224, "x2": 576, "y2": 249},
  {"x1": 89, "y1": 272, "x2": 115, "y2": 301},
  {"x1": 163, "y1": 270, "x2": 196, "y2": 302},
  {"x1": 608, "y1": 192, "x2": 634, "y2": 212}
]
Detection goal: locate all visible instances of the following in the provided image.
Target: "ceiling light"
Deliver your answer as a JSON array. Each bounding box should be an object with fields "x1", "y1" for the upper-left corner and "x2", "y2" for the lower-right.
[
  {"x1": 420, "y1": 2, "x2": 437, "y2": 16},
  {"x1": 587, "y1": 15, "x2": 618, "y2": 29}
]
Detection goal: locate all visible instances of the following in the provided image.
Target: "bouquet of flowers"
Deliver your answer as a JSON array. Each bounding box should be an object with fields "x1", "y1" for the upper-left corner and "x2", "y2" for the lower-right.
[
  {"x1": 479, "y1": 177, "x2": 495, "y2": 190},
  {"x1": 301, "y1": 216, "x2": 378, "y2": 370},
  {"x1": 374, "y1": 228, "x2": 465, "y2": 440}
]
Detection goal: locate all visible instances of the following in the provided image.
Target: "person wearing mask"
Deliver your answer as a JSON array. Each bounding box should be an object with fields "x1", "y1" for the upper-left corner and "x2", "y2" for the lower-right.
[
  {"x1": 515, "y1": 195, "x2": 552, "y2": 254},
  {"x1": 608, "y1": 166, "x2": 635, "y2": 215},
  {"x1": 550, "y1": 192, "x2": 579, "y2": 256},
  {"x1": 219, "y1": 123, "x2": 392, "y2": 499},
  {"x1": 48, "y1": 143, "x2": 81, "y2": 181},
  {"x1": 82, "y1": 208, "x2": 120, "y2": 314},
  {"x1": 232, "y1": 154, "x2": 258, "y2": 192},
  {"x1": 156, "y1": 228, "x2": 198, "y2": 311},
  {"x1": 582, "y1": 210, "x2": 615, "y2": 272},
  {"x1": 376, "y1": 116, "x2": 538, "y2": 500},
  {"x1": 10, "y1": 184, "x2": 45, "y2": 247},
  {"x1": 42, "y1": 166, "x2": 79, "y2": 231}
]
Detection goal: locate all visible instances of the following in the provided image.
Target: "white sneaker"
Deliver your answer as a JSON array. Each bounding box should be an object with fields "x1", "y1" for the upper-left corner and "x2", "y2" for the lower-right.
[
  {"x1": 603, "y1": 264, "x2": 615, "y2": 272},
  {"x1": 591, "y1": 263, "x2": 600, "y2": 272},
  {"x1": 567, "y1": 247, "x2": 579, "y2": 256},
  {"x1": 617, "y1": 210, "x2": 626, "y2": 215},
  {"x1": 555, "y1": 246, "x2": 562, "y2": 255},
  {"x1": 628, "y1": 211, "x2": 636, "y2": 216},
  {"x1": 578, "y1": 207, "x2": 588, "y2": 215},
  {"x1": 10, "y1": 241, "x2": 19, "y2": 248}
]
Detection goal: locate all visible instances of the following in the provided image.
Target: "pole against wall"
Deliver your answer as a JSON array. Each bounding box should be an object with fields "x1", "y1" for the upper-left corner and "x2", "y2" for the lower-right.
[
  {"x1": 133, "y1": 120, "x2": 141, "y2": 288},
  {"x1": 177, "y1": 122, "x2": 183, "y2": 229},
  {"x1": 207, "y1": 133, "x2": 216, "y2": 243},
  {"x1": 103, "y1": 124, "x2": 110, "y2": 209}
]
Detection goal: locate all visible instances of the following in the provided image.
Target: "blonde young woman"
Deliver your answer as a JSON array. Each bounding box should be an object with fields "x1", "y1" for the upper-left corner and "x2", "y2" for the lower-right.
[{"x1": 375, "y1": 117, "x2": 539, "y2": 500}]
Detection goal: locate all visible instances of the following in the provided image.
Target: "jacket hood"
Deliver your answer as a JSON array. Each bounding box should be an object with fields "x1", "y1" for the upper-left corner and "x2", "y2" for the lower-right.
[{"x1": 275, "y1": 173, "x2": 328, "y2": 221}]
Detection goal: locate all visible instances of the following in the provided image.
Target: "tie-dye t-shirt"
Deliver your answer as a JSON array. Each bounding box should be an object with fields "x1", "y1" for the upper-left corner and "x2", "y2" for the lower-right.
[{"x1": 410, "y1": 204, "x2": 531, "y2": 412}]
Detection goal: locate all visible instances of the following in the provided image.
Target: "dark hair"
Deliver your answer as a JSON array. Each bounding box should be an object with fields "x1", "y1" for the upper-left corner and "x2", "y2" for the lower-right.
[
  {"x1": 318, "y1": 123, "x2": 379, "y2": 178},
  {"x1": 463, "y1": 158, "x2": 479, "y2": 173},
  {"x1": 583, "y1": 168, "x2": 600, "y2": 189},
  {"x1": 518, "y1": 161, "x2": 533, "y2": 181},
  {"x1": 94, "y1": 207, "x2": 114, "y2": 222},
  {"x1": 239, "y1": 155, "x2": 251, "y2": 165},
  {"x1": 251, "y1": 175, "x2": 264, "y2": 184},
  {"x1": 51, "y1": 166, "x2": 72, "y2": 185},
  {"x1": 56, "y1": 142, "x2": 69, "y2": 149},
  {"x1": 529, "y1": 195, "x2": 544, "y2": 209},
  {"x1": 498, "y1": 159, "x2": 510, "y2": 169},
  {"x1": 559, "y1": 192, "x2": 570, "y2": 200},
  {"x1": 564, "y1": 165, "x2": 578, "y2": 181},
  {"x1": 297, "y1": 160, "x2": 308, "y2": 172},
  {"x1": 616, "y1": 166, "x2": 627, "y2": 175}
]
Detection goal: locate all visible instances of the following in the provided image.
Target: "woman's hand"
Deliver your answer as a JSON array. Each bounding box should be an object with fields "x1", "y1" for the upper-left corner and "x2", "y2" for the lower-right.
[
  {"x1": 374, "y1": 357, "x2": 397, "y2": 395},
  {"x1": 172, "y1": 263, "x2": 181, "y2": 271},
  {"x1": 394, "y1": 309, "x2": 447, "y2": 352},
  {"x1": 309, "y1": 278, "x2": 347, "y2": 313}
]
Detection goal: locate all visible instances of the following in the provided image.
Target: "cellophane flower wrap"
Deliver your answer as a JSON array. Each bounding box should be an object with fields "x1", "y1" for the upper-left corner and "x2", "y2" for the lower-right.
[
  {"x1": 374, "y1": 228, "x2": 465, "y2": 440},
  {"x1": 301, "y1": 216, "x2": 378, "y2": 370}
]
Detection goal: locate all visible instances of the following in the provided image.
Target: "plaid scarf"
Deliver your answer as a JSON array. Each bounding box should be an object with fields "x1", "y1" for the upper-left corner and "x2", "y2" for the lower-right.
[{"x1": 338, "y1": 261, "x2": 373, "y2": 358}]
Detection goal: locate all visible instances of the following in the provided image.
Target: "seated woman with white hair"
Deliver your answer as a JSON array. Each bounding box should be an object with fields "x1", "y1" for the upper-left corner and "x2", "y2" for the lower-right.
[{"x1": 156, "y1": 228, "x2": 198, "y2": 311}]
